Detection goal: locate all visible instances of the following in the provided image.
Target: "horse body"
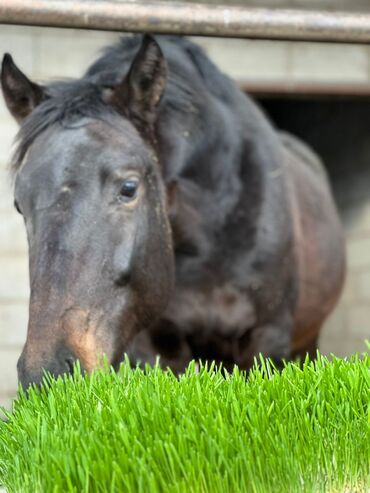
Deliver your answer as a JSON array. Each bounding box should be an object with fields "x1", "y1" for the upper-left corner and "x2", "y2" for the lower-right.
[
  {"x1": 86, "y1": 36, "x2": 344, "y2": 370},
  {"x1": 1, "y1": 35, "x2": 345, "y2": 384}
]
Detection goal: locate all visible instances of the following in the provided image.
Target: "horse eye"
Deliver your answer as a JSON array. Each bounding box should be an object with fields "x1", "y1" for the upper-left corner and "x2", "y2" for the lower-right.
[
  {"x1": 14, "y1": 200, "x2": 22, "y2": 215},
  {"x1": 119, "y1": 178, "x2": 139, "y2": 200}
]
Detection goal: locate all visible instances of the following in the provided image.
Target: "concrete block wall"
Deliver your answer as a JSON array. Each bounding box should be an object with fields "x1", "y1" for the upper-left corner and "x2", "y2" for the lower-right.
[
  {"x1": 0, "y1": 26, "x2": 118, "y2": 408},
  {"x1": 1, "y1": 25, "x2": 370, "y2": 407},
  {"x1": 320, "y1": 157, "x2": 370, "y2": 357}
]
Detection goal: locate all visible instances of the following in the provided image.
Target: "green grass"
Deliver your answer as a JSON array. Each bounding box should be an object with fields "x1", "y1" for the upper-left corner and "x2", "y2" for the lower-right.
[{"x1": 0, "y1": 353, "x2": 369, "y2": 493}]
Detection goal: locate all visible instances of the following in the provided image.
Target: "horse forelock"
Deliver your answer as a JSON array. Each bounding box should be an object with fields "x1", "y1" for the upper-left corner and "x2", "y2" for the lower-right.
[{"x1": 11, "y1": 80, "x2": 117, "y2": 175}]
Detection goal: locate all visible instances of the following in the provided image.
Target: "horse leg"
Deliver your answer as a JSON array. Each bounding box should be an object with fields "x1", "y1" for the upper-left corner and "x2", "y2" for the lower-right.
[
  {"x1": 126, "y1": 324, "x2": 192, "y2": 374},
  {"x1": 305, "y1": 336, "x2": 319, "y2": 360},
  {"x1": 126, "y1": 330, "x2": 159, "y2": 368},
  {"x1": 291, "y1": 333, "x2": 319, "y2": 363},
  {"x1": 235, "y1": 315, "x2": 293, "y2": 371}
]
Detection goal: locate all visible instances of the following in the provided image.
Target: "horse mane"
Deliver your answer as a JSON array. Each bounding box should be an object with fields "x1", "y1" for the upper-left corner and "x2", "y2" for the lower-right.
[
  {"x1": 11, "y1": 80, "x2": 113, "y2": 172},
  {"x1": 86, "y1": 35, "x2": 234, "y2": 103},
  {"x1": 11, "y1": 35, "x2": 234, "y2": 174}
]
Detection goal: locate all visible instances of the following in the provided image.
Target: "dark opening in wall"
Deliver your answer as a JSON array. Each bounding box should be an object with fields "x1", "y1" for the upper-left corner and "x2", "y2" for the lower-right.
[
  {"x1": 255, "y1": 95, "x2": 370, "y2": 228},
  {"x1": 248, "y1": 91, "x2": 370, "y2": 355}
]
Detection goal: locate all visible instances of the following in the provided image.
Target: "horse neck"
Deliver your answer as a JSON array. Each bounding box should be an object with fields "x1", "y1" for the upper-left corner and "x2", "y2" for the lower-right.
[{"x1": 156, "y1": 102, "x2": 248, "y2": 224}]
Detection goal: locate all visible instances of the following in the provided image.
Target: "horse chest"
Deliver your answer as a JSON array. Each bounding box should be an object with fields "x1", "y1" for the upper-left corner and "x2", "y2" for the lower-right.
[{"x1": 165, "y1": 284, "x2": 256, "y2": 338}]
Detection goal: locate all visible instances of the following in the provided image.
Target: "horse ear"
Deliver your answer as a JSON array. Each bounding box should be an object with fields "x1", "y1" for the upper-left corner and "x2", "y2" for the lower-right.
[
  {"x1": 107, "y1": 35, "x2": 167, "y2": 136},
  {"x1": 1, "y1": 54, "x2": 45, "y2": 124}
]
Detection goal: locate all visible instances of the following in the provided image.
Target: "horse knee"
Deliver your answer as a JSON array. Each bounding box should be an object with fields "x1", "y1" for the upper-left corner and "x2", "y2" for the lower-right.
[
  {"x1": 235, "y1": 322, "x2": 292, "y2": 370},
  {"x1": 292, "y1": 336, "x2": 319, "y2": 362},
  {"x1": 256, "y1": 325, "x2": 291, "y2": 357}
]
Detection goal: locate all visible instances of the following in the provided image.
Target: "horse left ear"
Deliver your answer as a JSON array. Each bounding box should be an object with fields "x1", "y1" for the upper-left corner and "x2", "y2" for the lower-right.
[
  {"x1": 107, "y1": 35, "x2": 167, "y2": 137},
  {"x1": 1, "y1": 53, "x2": 45, "y2": 124}
]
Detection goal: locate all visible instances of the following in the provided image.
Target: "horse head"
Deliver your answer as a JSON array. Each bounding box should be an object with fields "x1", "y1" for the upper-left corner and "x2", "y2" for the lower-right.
[{"x1": 1, "y1": 36, "x2": 175, "y2": 387}]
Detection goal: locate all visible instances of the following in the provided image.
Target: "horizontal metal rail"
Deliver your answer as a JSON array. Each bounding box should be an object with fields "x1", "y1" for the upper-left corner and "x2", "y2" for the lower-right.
[
  {"x1": 0, "y1": 0, "x2": 370, "y2": 44},
  {"x1": 242, "y1": 81, "x2": 370, "y2": 98}
]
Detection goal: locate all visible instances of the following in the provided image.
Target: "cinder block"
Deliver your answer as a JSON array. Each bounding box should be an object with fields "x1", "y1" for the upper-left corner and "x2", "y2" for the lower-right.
[
  {"x1": 339, "y1": 272, "x2": 358, "y2": 304},
  {"x1": 0, "y1": 256, "x2": 29, "y2": 301},
  {"x1": 0, "y1": 95, "x2": 18, "y2": 126},
  {"x1": 357, "y1": 270, "x2": 370, "y2": 300},
  {"x1": 33, "y1": 29, "x2": 119, "y2": 79},
  {"x1": 0, "y1": 167, "x2": 14, "y2": 212},
  {"x1": 0, "y1": 347, "x2": 20, "y2": 395},
  {"x1": 320, "y1": 307, "x2": 348, "y2": 357},
  {"x1": 0, "y1": 302, "x2": 28, "y2": 346},
  {"x1": 0, "y1": 119, "x2": 17, "y2": 164},
  {"x1": 321, "y1": 313, "x2": 368, "y2": 357},
  {"x1": 289, "y1": 43, "x2": 370, "y2": 83},
  {"x1": 194, "y1": 37, "x2": 290, "y2": 81},
  {"x1": 0, "y1": 211, "x2": 28, "y2": 255},
  {"x1": 346, "y1": 238, "x2": 370, "y2": 270},
  {"x1": 0, "y1": 394, "x2": 15, "y2": 410},
  {"x1": 0, "y1": 25, "x2": 36, "y2": 78},
  {"x1": 347, "y1": 305, "x2": 370, "y2": 341}
]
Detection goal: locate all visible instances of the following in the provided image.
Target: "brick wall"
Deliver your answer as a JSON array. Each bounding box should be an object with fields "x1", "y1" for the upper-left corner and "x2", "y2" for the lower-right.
[{"x1": 1, "y1": 25, "x2": 369, "y2": 407}]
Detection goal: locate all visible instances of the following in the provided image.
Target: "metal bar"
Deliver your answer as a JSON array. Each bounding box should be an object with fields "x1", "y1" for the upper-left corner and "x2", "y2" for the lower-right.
[
  {"x1": 0, "y1": 0, "x2": 370, "y2": 44},
  {"x1": 241, "y1": 81, "x2": 370, "y2": 98}
]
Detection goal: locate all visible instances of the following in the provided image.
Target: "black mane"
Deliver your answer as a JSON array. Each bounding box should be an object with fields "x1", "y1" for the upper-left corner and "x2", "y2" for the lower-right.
[
  {"x1": 86, "y1": 35, "x2": 234, "y2": 103},
  {"x1": 12, "y1": 35, "x2": 235, "y2": 173},
  {"x1": 12, "y1": 80, "x2": 112, "y2": 171}
]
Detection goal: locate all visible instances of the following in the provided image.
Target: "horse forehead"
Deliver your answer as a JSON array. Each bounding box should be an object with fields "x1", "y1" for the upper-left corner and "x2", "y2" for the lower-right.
[
  {"x1": 53, "y1": 121, "x2": 136, "y2": 156},
  {"x1": 21, "y1": 120, "x2": 142, "y2": 183},
  {"x1": 53, "y1": 120, "x2": 147, "y2": 169},
  {"x1": 22, "y1": 124, "x2": 95, "y2": 168},
  {"x1": 85, "y1": 119, "x2": 141, "y2": 149}
]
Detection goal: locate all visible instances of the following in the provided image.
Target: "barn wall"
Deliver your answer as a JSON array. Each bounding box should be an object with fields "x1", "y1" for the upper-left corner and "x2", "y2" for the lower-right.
[{"x1": 1, "y1": 25, "x2": 369, "y2": 407}]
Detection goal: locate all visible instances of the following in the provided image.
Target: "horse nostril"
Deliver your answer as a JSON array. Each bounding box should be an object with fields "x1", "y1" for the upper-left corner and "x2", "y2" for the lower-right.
[
  {"x1": 114, "y1": 269, "x2": 131, "y2": 287},
  {"x1": 65, "y1": 356, "x2": 76, "y2": 374}
]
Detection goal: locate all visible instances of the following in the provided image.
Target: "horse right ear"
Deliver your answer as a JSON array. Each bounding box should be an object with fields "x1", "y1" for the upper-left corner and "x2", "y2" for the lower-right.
[
  {"x1": 1, "y1": 54, "x2": 45, "y2": 124},
  {"x1": 104, "y1": 35, "x2": 167, "y2": 138}
]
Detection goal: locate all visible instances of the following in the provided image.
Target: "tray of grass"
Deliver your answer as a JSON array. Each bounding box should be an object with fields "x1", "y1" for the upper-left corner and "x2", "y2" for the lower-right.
[{"x1": 0, "y1": 352, "x2": 369, "y2": 493}]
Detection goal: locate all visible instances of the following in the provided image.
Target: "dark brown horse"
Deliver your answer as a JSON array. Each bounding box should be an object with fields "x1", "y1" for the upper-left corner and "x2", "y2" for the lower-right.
[{"x1": 1, "y1": 35, "x2": 345, "y2": 387}]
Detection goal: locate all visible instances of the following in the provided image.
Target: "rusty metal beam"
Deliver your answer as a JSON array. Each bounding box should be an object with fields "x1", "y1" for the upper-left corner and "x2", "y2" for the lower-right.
[
  {"x1": 241, "y1": 81, "x2": 370, "y2": 98},
  {"x1": 0, "y1": 0, "x2": 370, "y2": 44}
]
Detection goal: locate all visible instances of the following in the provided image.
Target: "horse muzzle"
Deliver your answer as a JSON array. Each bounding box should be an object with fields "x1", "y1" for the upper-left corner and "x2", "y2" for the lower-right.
[{"x1": 17, "y1": 345, "x2": 80, "y2": 389}]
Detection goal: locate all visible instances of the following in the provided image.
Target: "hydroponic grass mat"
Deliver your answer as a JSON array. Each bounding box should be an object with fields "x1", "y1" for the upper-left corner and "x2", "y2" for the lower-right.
[{"x1": 0, "y1": 354, "x2": 369, "y2": 493}]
